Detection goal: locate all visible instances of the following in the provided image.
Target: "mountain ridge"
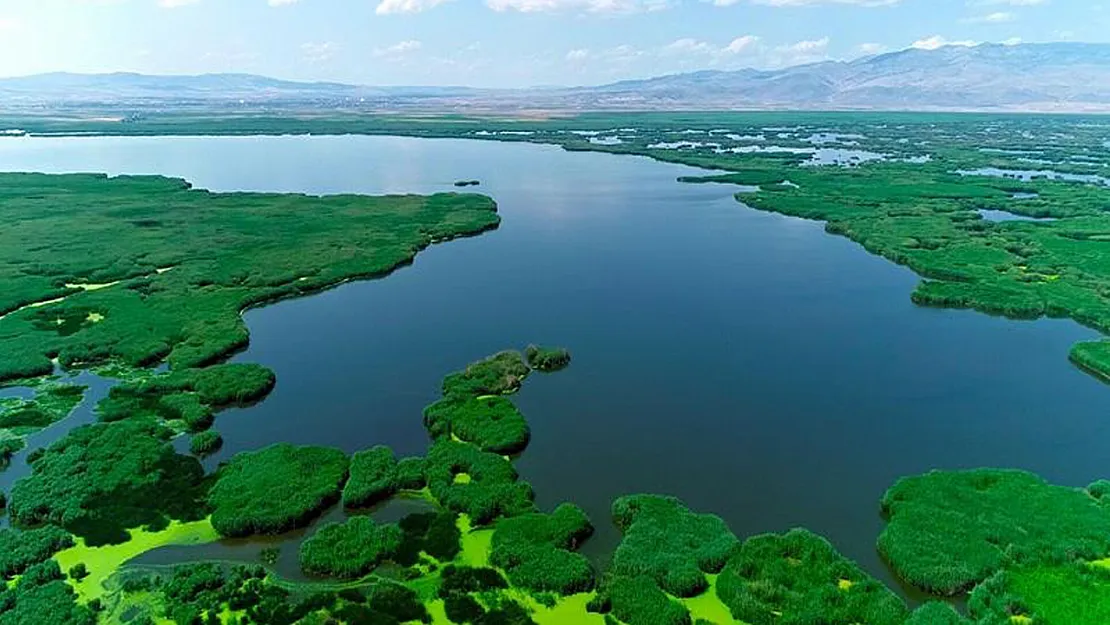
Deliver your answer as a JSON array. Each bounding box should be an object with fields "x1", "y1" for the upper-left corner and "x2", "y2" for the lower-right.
[{"x1": 4, "y1": 42, "x2": 1110, "y2": 112}]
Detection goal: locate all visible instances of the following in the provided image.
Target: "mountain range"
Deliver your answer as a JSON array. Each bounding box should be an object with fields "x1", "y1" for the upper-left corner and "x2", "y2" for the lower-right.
[{"x1": 4, "y1": 43, "x2": 1110, "y2": 113}]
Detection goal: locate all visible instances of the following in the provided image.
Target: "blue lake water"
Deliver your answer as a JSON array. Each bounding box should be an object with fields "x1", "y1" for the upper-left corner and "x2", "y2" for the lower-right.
[{"x1": 1, "y1": 135, "x2": 1109, "y2": 594}]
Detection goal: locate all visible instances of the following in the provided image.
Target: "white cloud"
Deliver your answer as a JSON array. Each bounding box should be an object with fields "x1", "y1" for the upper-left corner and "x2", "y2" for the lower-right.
[
  {"x1": 566, "y1": 48, "x2": 591, "y2": 61},
  {"x1": 301, "y1": 41, "x2": 337, "y2": 62},
  {"x1": 159, "y1": 0, "x2": 201, "y2": 7},
  {"x1": 372, "y1": 40, "x2": 423, "y2": 57},
  {"x1": 858, "y1": 42, "x2": 887, "y2": 54},
  {"x1": 724, "y1": 35, "x2": 760, "y2": 54},
  {"x1": 1001, "y1": 36, "x2": 1023, "y2": 45},
  {"x1": 783, "y1": 37, "x2": 830, "y2": 53},
  {"x1": 655, "y1": 35, "x2": 761, "y2": 61},
  {"x1": 961, "y1": 11, "x2": 1016, "y2": 23},
  {"x1": 375, "y1": 0, "x2": 452, "y2": 15},
  {"x1": 974, "y1": 0, "x2": 1046, "y2": 5},
  {"x1": 0, "y1": 17, "x2": 19, "y2": 32},
  {"x1": 911, "y1": 35, "x2": 979, "y2": 50},
  {"x1": 269, "y1": 0, "x2": 300, "y2": 6},
  {"x1": 662, "y1": 38, "x2": 715, "y2": 56},
  {"x1": 710, "y1": 0, "x2": 900, "y2": 6},
  {"x1": 487, "y1": 0, "x2": 672, "y2": 13}
]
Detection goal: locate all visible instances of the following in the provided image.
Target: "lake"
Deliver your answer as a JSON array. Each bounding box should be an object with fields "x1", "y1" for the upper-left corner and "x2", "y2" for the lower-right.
[{"x1": 1, "y1": 134, "x2": 1109, "y2": 593}]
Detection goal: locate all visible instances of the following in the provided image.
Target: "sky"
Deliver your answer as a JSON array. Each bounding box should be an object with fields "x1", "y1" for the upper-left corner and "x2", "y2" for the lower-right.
[{"x1": 0, "y1": 0, "x2": 1104, "y2": 87}]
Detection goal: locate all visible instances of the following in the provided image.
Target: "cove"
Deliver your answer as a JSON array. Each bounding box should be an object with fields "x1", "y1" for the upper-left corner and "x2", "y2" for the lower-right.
[{"x1": 1, "y1": 135, "x2": 1109, "y2": 594}]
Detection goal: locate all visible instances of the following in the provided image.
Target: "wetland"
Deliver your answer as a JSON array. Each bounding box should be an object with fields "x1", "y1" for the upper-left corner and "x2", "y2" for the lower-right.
[{"x1": 2, "y1": 113, "x2": 1110, "y2": 623}]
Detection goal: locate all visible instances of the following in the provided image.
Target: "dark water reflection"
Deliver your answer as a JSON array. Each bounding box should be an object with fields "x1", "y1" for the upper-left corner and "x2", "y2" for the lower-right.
[{"x1": 1, "y1": 136, "x2": 1108, "y2": 596}]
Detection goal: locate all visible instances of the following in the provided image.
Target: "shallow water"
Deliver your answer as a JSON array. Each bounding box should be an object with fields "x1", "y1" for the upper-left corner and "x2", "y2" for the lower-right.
[
  {"x1": 0, "y1": 370, "x2": 117, "y2": 524},
  {"x1": 1, "y1": 135, "x2": 1109, "y2": 596},
  {"x1": 958, "y1": 167, "x2": 1110, "y2": 186},
  {"x1": 978, "y1": 209, "x2": 1055, "y2": 223}
]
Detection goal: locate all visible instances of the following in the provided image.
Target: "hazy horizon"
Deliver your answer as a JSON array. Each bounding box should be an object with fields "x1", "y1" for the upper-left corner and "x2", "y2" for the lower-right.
[{"x1": 0, "y1": 0, "x2": 1102, "y2": 89}]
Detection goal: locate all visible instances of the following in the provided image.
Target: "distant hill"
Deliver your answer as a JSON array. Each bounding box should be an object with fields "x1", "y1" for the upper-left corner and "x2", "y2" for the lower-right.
[
  {"x1": 4, "y1": 43, "x2": 1110, "y2": 112},
  {"x1": 563, "y1": 43, "x2": 1110, "y2": 111},
  {"x1": 0, "y1": 72, "x2": 479, "y2": 104}
]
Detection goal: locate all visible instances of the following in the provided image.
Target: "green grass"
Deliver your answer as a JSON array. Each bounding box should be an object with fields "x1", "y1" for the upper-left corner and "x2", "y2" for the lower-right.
[
  {"x1": 425, "y1": 394, "x2": 531, "y2": 455},
  {"x1": 0, "y1": 172, "x2": 499, "y2": 382},
  {"x1": 208, "y1": 443, "x2": 349, "y2": 537},
  {"x1": 425, "y1": 440, "x2": 535, "y2": 525},
  {"x1": 969, "y1": 564, "x2": 1110, "y2": 625},
  {"x1": 298, "y1": 517, "x2": 403, "y2": 579},
  {"x1": 610, "y1": 494, "x2": 739, "y2": 598},
  {"x1": 343, "y1": 445, "x2": 401, "y2": 508},
  {"x1": 0, "y1": 382, "x2": 86, "y2": 446},
  {"x1": 490, "y1": 503, "x2": 595, "y2": 595},
  {"x1": 878, "y1": 469, "x2": 1110, "y2": 594},
  {"x1": 524, "y1": 346, "x2": 571, "y2": 373},
  {"x1": 7, "y1": 418, "x2": 207, "y2": 545},
  {"x1": 188, "y1": 430, "x2": 223, "y2": 456},
  {"x1": 716, "y1": 529, "x2": 907, "y2": 625}
]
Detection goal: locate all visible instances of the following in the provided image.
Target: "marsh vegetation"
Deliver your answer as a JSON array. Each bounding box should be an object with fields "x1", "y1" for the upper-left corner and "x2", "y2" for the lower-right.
[{"x1": 2, "y1": 112, "x2": 1110, "y2": 623}]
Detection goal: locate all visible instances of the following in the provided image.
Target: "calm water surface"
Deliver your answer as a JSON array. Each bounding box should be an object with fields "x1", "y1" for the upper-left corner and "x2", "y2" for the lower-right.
[{"x1": 1, "y1": 135, "x2": 1109, "y2": 591}]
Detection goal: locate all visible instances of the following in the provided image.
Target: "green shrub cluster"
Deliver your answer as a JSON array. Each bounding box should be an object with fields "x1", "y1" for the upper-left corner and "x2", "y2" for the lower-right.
[
  {"x1": 715, "y1": 529, "x2": 907, "y2": 625},
  {"x1": 209, "y1": 443, "x2": 349, "y2": 537},
  {"x1": 490, "y1": 503, "x2": 595, "y2": 594},
  {"x1": 159, "y1": 563, "x2": 301, "y2": 625},
  {"x1": 610, "y1": 494, "x2": 739, "y2": 597},
  {"x1": 299, "y1": 516, "x2": 403, "y2": 578},
  {"x1": 0, "y1": 560, "x2": 95, "y2": 625},
  {"x1": 8, "y1": 419, "x2": 206, "y2": 544},
  {"x1": 877, "y1": 468, "x2": 1110, "y2": 594},
  {"x1": 968, "y1": 563, "x2": 1110, "y2": 625},
  {"x1": 1069, "y1": 341, "x2": 1110, "y2": 382},
  {"x1": 131, "y1": 561, "x2": 428, "y2": 624},
  {"x1": 0, "y1": 438, "x2": 23, "y2": 466},
  {"x1": 607, "y1": 575, "x2": 690, "y2": 625},
  {"x1": 424, "y1": 395, "x2": 530, "y2": 455},
  {"x1": 442, "y1": 351, "x2": 530, "y2": 397},
  {"x1": 395, "y1": 511, "x2": 462, "y2": 565},
  {"x1": 0, "y1": 383, "x2": 86, "y2": 450},
  {"x1": 524, "y1": 345, "x2": 571, "y2": 372},
  {"x1": 188, "y1": 430, "x2": 222, "y2": 456},
  {"x1": 365, "y1": 581, "x2": 431, "y2": 624},
  {"x1": 438, "y1": 565, "x2": 509, "y2": 596},
  {"x1": 905, "y1": 602, "x2": 973, "y2": 625},
  {"x1": 0, "y1": 526, "x2": 75, "y2": 578},
  {"x1": 437, "y1": 566, "x2": 537, "y2": 624},
  {"x1": 67, "y1": 562, "x2": 89, "y2": 581},
  {"x1": 98, "y1": 363, "x2": 274, "y2": 432},
  {"x1": 343, "y1": 445, "x2": 399, "y2": 508},
  {"x1": 424, "y1": 351, "x2": 536, "y2": 454},
  {"x1": 396, "y1": 456, "x2": 428, "y2": 490},
  {"x1": 425, "y1": 440, "x2": 535, "y2": 524}
]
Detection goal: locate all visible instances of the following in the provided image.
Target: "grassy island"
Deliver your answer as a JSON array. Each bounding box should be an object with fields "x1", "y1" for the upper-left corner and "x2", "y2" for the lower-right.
[
  {"x1": 0, "y1": 172, "x2": 499, "y2": 383},
  {"x1": 878, "y1": 468, "x2": 1110, "y2": 595},
  {"x1": 524, "y1": 345, "x2": 572, "y2": 372},
  {"x1": 209, "y1": 443, "x2": 349, "y2": 537}
]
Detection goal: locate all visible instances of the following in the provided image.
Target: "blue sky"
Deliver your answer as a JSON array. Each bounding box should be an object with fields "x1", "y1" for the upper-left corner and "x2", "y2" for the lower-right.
[{"x1": 0, "y1": 0, "x2": 1102, "y2": 87}]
